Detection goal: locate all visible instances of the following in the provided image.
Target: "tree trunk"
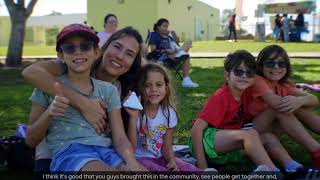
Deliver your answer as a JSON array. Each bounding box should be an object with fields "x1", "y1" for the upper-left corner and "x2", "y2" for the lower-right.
[{"x1": 5, "y1": 16, "x2": 26, "y2": 67}]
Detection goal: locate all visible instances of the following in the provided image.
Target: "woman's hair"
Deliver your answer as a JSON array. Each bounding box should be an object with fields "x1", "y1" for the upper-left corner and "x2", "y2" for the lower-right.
[
  {"x1": 103, "y1": 14, "x2": 117, "y2": 27},
  {"x1": 153, "y1": 18, "x2": 169, "y2": 32},
  {"x1": 137, "y1": 63, "x2": 177, "y2": 129},
  {"x1": 224, "y1": 50, "x2": 256, "y2": 72},
  {"x1": 92, "y1": 27, "x2": 143, "y2": 131},
  {"x1": 256, "y1": 45, "x2": 291, "y2": 83}
]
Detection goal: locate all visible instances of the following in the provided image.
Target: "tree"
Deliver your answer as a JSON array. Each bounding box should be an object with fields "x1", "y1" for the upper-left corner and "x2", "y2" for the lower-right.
[{"x1": 4, "y1": 0, "x2": 38, "y2": 67}]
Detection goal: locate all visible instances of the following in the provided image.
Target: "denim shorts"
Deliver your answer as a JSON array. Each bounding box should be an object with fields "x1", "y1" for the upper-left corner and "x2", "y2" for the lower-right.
[{"x1": 50, "y1": 143, "x2": 123, "y2": 172}]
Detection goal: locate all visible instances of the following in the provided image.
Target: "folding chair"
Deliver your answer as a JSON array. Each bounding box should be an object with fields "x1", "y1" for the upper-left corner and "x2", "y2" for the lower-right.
[{"x1": 145, "y1": 30, "x2": 185, "y2": 80}]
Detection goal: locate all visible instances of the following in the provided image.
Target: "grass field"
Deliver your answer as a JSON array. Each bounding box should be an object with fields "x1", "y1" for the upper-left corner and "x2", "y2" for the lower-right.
[
  {"x1": 1, "y1": 58, "x2": 320, "y2": 172},
  {"x1": 1, "y1": 40, "x2": 320, "y2": 57}
]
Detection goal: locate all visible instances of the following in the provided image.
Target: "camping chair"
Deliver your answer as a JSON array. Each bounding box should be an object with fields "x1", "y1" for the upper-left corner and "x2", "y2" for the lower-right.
[{"x1": 145, "y1": 30, "x2": 185, "y2": 80}]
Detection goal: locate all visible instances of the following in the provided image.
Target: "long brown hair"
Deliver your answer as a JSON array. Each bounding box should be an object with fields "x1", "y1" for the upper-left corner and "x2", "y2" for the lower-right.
[
  {"x1": 92, "y1": 26, "x2": 143, "y2": 131},
  {"x1": 256, "y1": 45, "x2": 292, "y2": 83},
  {"x1": 137, "y1": 63, "x2": 177, "y2": 129}
]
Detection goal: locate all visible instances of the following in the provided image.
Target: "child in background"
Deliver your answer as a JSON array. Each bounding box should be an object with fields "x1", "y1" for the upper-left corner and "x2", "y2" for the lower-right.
[
  {"x1": 190, "y1": 50, "x2": 280, "y2": 172},
  {"x1": 127, "y1": 63, "x2": 199, "y2": 171},
  {"x1": 250, "y1": 45, "x2": 320, "y2": 169},
  {"x1": 25, "y1": 24, "x2": 145, "y2": 172}
]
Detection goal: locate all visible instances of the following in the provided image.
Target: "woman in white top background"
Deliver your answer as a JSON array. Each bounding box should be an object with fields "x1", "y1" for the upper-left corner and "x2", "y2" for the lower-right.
[{"x1": 97, "y1": 14, "x2": 118, "y2": 47}]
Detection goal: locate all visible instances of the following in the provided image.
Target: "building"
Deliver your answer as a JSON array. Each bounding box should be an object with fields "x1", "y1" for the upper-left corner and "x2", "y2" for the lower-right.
[
  {"x1": 0, "y1": 13, "x2": 86, "y2": 46},
  {"x1": 87, "y1": 0, "x2": 220, "y2": 41}
]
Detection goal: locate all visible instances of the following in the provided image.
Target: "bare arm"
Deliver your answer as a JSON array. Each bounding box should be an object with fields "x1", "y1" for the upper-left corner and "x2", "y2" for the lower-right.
[
  {"x1": 108, "y1": 109, "x2": 145, "y2": 171},
  {"x1": 276, "y1": 93, "x2": 319, "y2": 112},
  {"x1": 162, "y1": 128, "x2": 179, "y2": 171},
  {"x1": 191, "y1": 119, "x2": 208, "y2": 170},
  {"x1": 25, "y1": 103, "x2": 51, "y2": 148},
  {"x1": 126, "y1": 109, "x2": 139, "y2": 150},
  {"x1": 26, "y1": 94, "x2": 69, "y2": 147},
  {"x1": 150, "y1": 44, "x2": 157, "y2": 52},
  {"x1": 261, "y1": 92, "x2": 283, "y2": 109},
  {"x1": 22, "y1": 60, "x2": 107, "y2": 133}
]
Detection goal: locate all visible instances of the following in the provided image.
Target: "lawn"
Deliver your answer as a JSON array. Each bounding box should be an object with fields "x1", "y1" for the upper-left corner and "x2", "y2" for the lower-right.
[
  {"x1": 1, "y1": 58, "x2": 320, "y2": 173},
  {"x1": 1, "y1": 40, "x2": 320, "y2": 57}
]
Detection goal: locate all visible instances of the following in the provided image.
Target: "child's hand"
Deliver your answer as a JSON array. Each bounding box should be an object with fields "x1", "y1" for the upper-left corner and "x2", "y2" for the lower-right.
[
  {"x1": 125, "y1": 107, "x2": 140, "y2": 120},
  {"x1": 48, "y1": 83, "x2": 70, "y2": 117},
  {"x1": 166, "y1": 159, "x2": 179, "y2": 171},
  {"x1": 277, "y1": 95, "x2": 302, "y2": 112},
  {"x1": 123, "y1": 91, "x2": 141, "y2": 120},
  {"x1": 126, "y1": 160, "x2": 148, "y2": 171}
]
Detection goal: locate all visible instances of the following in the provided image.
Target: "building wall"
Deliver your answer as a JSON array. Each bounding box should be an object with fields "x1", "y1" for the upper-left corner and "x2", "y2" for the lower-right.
[
  {"x1": 88, "y1": 0, "x2": 157, "y2": 40},
  {"x1": 157, "y1": 0, "x2": 219, "y2": 41},
  {"x1": 0, "y1": 16, "x2": 11, "y2": 47},
  {"x1": 87, "y1": 0, "x2": 220, "y2": 41}
]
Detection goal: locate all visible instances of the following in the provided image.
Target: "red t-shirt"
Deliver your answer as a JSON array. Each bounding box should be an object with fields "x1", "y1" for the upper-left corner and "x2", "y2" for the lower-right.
[
  {"x1": 194, "y1": 83, "x2": 252, "y2": 130},
  {"x1": 248, "y1": 76, "x2": 300, "y2": 117}
]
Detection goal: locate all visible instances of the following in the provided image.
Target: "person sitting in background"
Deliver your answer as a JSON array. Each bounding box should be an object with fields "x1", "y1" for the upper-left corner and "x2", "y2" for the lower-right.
[{"x1": 148, "y1": 18, "x2": 199, "y2": 88}]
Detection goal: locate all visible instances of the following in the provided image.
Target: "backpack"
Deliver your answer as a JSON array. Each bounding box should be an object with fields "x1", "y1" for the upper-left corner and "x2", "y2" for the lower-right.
[{"x1": 0, "y1": 136, "x2": 35, "y2": 172}]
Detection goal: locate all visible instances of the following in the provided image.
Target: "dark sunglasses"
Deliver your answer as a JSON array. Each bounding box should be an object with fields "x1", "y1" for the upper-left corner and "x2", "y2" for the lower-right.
[
  {"x1": 60, "y1": 42, "x2": 94, "y2": 54},
  {"x1": 232, "y1": 68, "x2": 255, "y2": 78},
  {"x1": 264, "y1": 60, "x2": 287, "y2": 68}
]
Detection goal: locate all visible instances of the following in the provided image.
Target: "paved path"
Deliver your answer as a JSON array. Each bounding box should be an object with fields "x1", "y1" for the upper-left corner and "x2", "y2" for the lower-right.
[{"x1": 1, "y1": 52, "x2": 320, "y2": 63}]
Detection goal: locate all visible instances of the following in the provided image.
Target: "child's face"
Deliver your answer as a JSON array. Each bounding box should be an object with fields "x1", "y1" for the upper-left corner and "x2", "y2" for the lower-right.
[
  {"x1": 143, "y1": 71, "x2": 166, "y2": 106},
  {"x1": 262, "y1": 55, "x2": 287, "y2": 82},
  {"x1": 58, "y1": 36, "x2": 99, "y2": 73},
  {"x1": 226, "y1": 62, "x2": 255, "y2": 91}
]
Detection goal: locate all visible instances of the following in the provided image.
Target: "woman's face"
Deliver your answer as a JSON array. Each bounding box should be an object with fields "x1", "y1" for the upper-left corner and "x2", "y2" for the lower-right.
[
  {"x1": 105, "y1": 16, "x2": 118, "y2": 33},
  {"x1": 158, "y1": 22, "x2": 169, "y2": 35},
  {"x1": 101, "y1": 36, "x2": 140, "y2": 78},
  {"x1": 262, "y1": 55, "x2": 287, "y2": 82}
]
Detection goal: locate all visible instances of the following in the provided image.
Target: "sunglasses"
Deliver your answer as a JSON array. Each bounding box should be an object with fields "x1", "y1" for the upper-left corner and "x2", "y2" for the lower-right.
[
  {"x1": 60, "y1": 42, "x2": 94, "y2": 54},
  {"x1": 232, "y1": 68, "x2": 255, "y2": 78},
  {"x1": 263, "y1": 60, "x2": 287, "y2": 68}
]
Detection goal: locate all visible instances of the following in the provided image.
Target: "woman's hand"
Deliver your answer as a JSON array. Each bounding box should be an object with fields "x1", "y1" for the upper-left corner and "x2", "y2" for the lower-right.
[
  {"x1": 166, "y1": 49, "x2": 175, "y2": 54},
  {"x1": 80, "y1": 98, "x2": 107, "y2": 134},
  {"x1": 166, "y1": 159, "x2": 179, "y2": 171},
  {"x1": 276, "y1": 95, "x2": 303, "y2": 113}
]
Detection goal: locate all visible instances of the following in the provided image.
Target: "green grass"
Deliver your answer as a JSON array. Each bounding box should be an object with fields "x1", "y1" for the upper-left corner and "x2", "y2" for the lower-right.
[
  {"x1": 189, "y1": 40, "x2": 320, "y2": 52},
  {"x1": 1, "y1": 40, "x2": 320, "y2": 57},
  {"x1": 0, "y1": 58, "x2": 320, "y2": 172}
]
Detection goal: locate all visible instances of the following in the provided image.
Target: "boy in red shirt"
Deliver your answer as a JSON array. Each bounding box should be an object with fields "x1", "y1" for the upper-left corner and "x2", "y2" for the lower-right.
[{"x1": 190, "y1": 50, "x2": 279, "y2": 172}]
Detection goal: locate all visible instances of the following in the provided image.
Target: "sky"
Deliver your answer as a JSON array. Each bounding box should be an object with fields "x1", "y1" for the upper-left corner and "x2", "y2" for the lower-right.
[
  {"x1": 0, "y1": 0, "x2": 262, "y2": 17},
  {"x1": 0, "y1": 0, "x2": 318, "y2": 35}
]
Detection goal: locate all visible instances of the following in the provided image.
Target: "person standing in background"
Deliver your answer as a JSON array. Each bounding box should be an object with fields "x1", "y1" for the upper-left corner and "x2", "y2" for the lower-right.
[
  {"x1": 274, "y1": 14, "x2": 282, "y2": 42},
  {"x1": 281, "y1": 14, "x2": 290, "y2": 42},
  {"x1": 295, "y1": 12, "x2": 305, "y2": 42},
  {"x1": 227, "y1": 14, "x2": 237, "y2": 42},
  {"x1": 97, "y1": 14, "x2": 118, "y2": 47}
]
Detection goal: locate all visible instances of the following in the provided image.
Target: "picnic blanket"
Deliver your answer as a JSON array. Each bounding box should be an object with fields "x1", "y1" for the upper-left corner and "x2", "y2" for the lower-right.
[{"x1": 296, "y1": 83, "x2": 320, "y2": 92}]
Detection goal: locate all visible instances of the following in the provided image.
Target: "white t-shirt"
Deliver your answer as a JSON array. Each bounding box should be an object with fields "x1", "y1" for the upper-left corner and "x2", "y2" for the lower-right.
[
  {"x1": 97, "y1": 31, "x2": 112, "y2": 48},
  {"x1": 135, "y1": 106, "x2": 178, "y2": 158}
]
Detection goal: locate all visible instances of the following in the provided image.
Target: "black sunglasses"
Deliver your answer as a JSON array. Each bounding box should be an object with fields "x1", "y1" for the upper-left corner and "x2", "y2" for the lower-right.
[
  {"x1": 264, "y1": 60, "x2": 287, "y2": 68},
  {"x1": 60, "y1": 42, "x2": 94, "y2": 54},
  {"x1": 232, "y1": 68, "x2": 255, "y2": 78}
]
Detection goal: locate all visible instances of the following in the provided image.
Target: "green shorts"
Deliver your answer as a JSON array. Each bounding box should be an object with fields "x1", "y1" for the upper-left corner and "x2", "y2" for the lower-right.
[{"x1": 189, "y1": 126, "x2": 243, "y2": 165}]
